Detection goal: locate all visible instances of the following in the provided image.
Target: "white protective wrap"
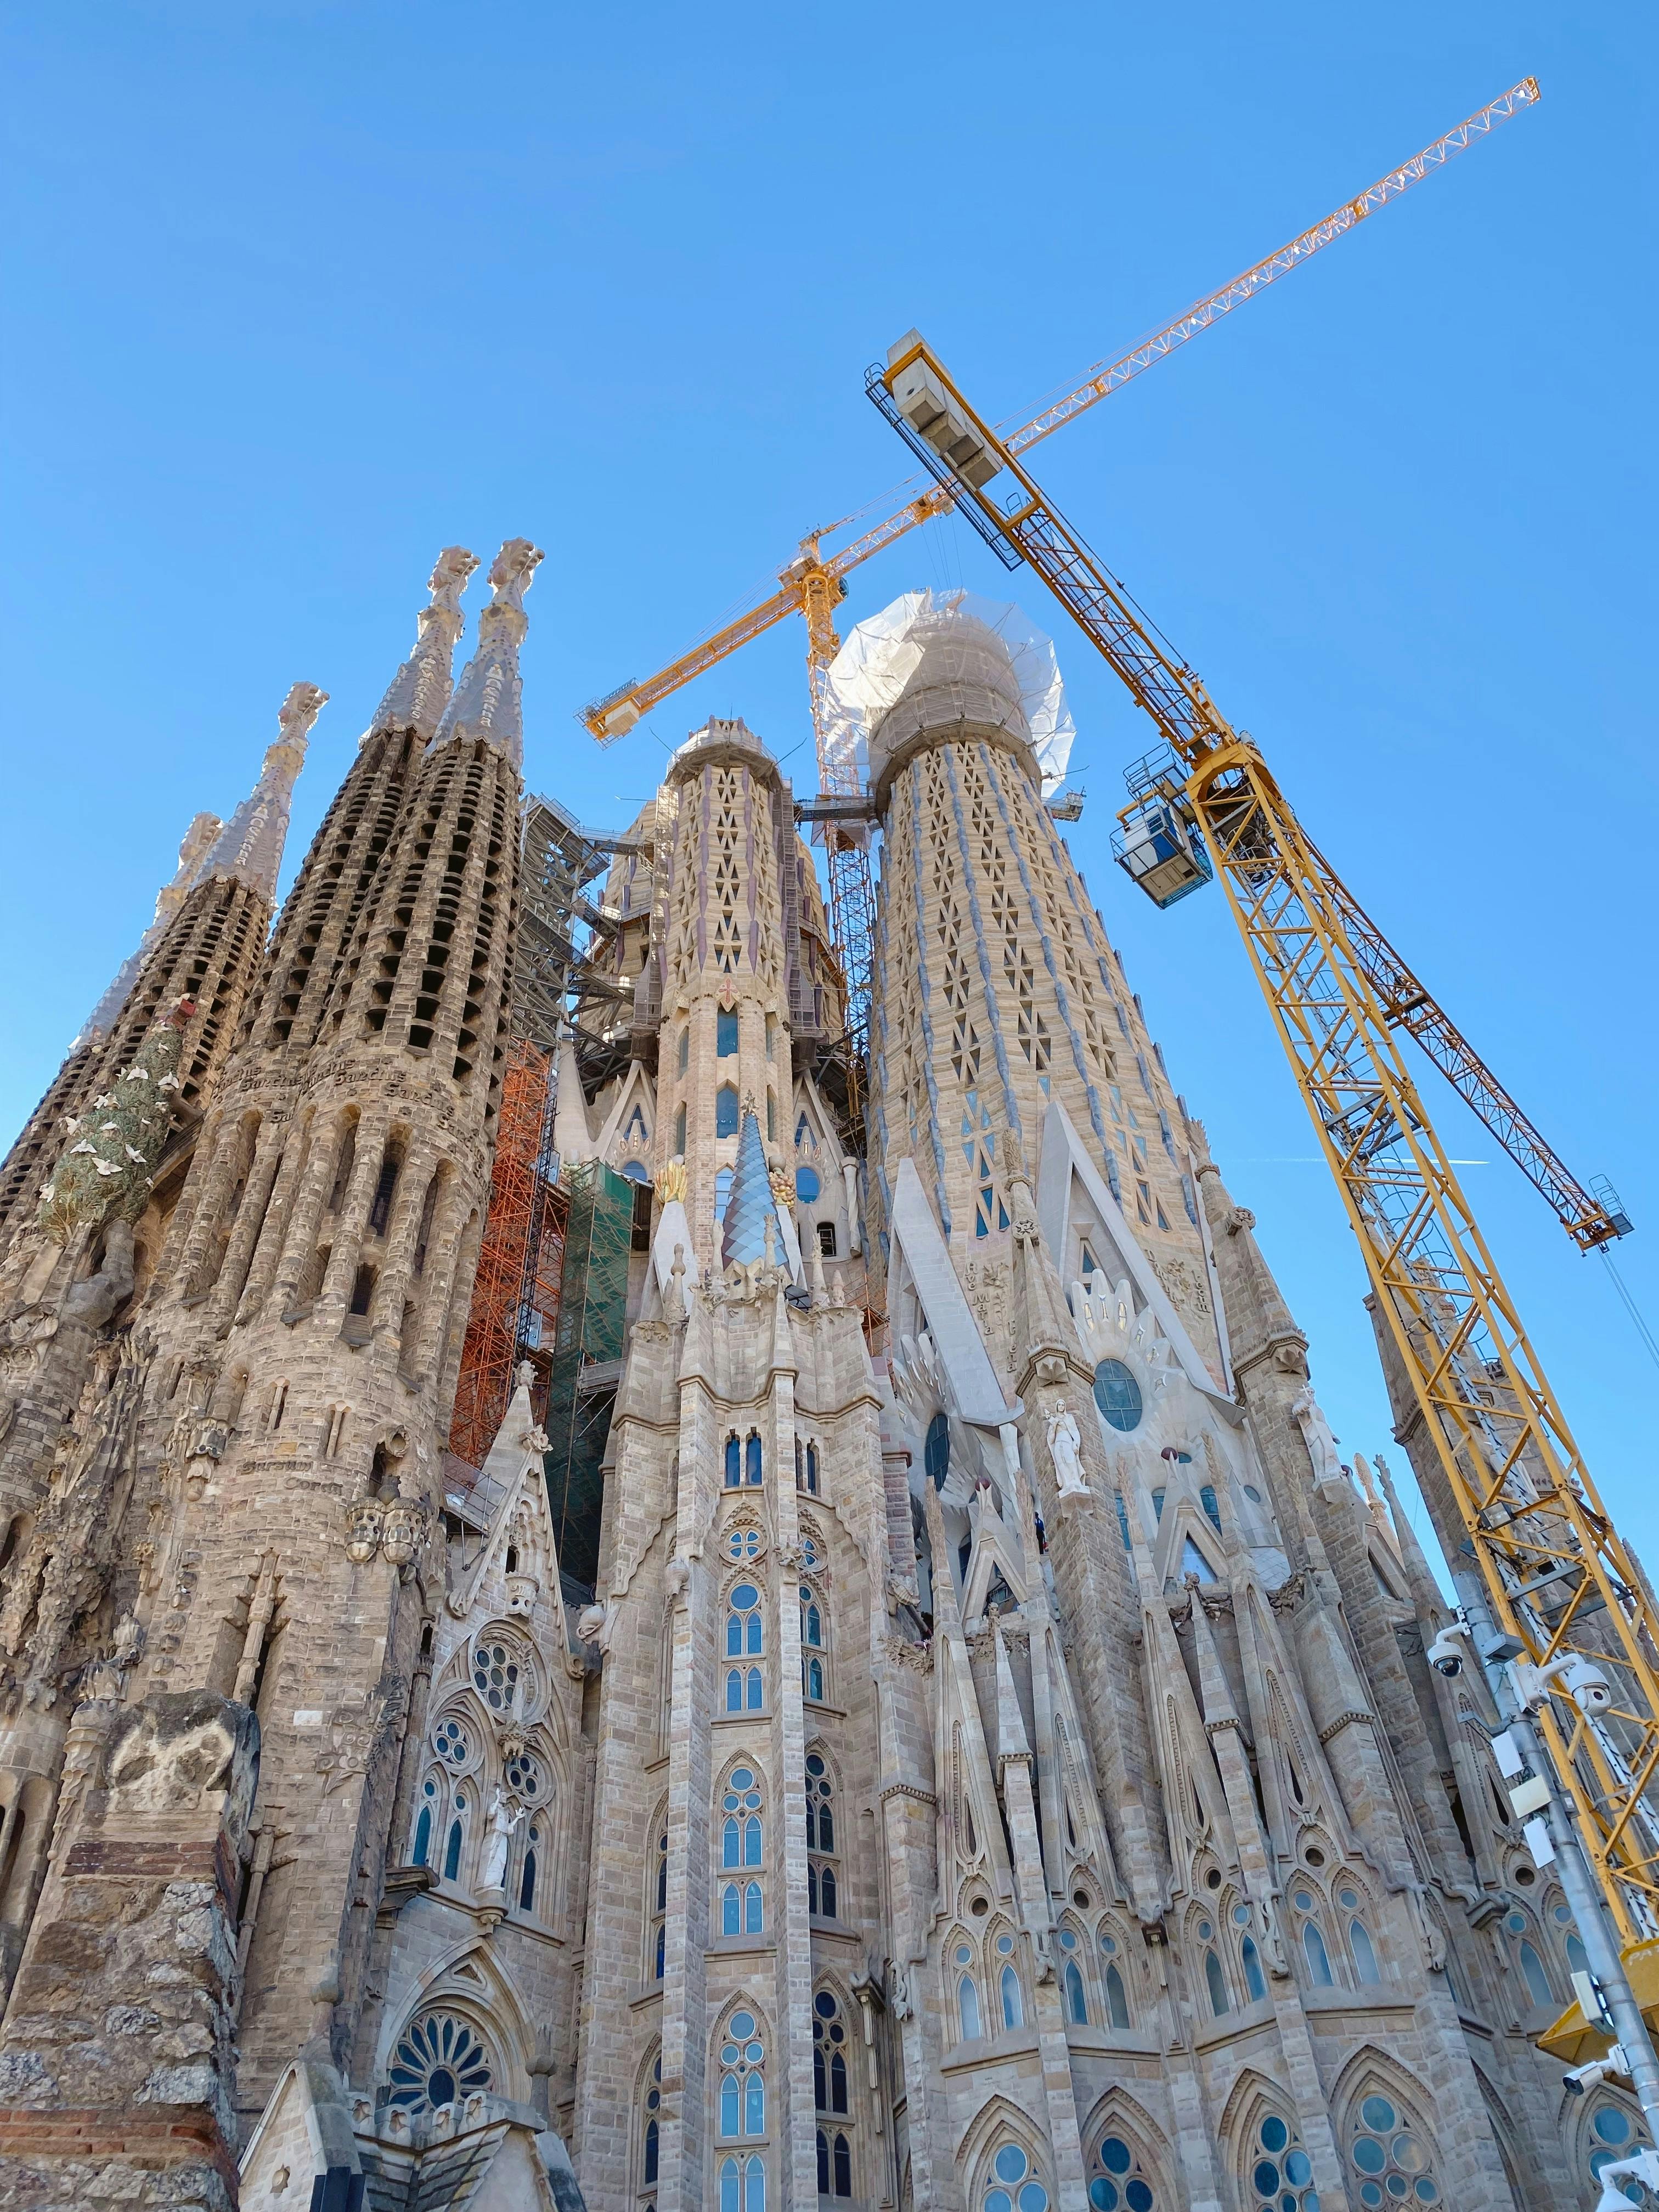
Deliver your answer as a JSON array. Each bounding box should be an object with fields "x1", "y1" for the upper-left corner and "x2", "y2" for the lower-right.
[{"x1": 821, "y1": 588, "x2": 1076, "y2": 798}]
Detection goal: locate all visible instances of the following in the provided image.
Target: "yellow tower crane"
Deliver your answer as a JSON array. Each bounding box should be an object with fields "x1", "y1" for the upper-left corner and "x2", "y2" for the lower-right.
[
  {"x1": 581, "y1": 80, "x2": 1542, "y2": 1143},
  {"x1": 867, "y1": 329, "x2": 1659, "y2": 2102}
]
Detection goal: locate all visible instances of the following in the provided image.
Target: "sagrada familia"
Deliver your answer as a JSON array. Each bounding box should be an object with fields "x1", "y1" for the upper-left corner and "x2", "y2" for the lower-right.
[{"x1": 0, "y1": 544, "x2": 1634, "y2": 2210}]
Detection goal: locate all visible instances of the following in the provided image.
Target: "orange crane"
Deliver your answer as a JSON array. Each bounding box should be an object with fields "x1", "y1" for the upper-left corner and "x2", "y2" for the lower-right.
[
  {"x1": 866, "y1": 333, "x2": 1659, "y2": 2072},
  {"x1": 580, "y1": 79, "x2": 1541, "y2": 1110}
]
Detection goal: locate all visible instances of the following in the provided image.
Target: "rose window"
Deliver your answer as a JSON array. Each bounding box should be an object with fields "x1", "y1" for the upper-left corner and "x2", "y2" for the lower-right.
[
  {"x1": 727, "y1": 1526, "x2": 761, "y2": 1561},
  {"x1": 1348, "y1": 2096, "x2": 1439, "y2": 2207},
  {"x1": 387, "y1": 2012, "x2": 493, "y2": 2112},
  {"x1": 435, "y1": 1717, "x2": 471, "y2": 1766},
  {"x1": 473, "y1": 1639, "x2": 522, "y2": 1712}
]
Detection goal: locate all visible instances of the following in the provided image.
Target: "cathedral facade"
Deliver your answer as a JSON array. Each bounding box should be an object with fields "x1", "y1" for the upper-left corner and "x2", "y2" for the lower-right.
[{"x1": 0, "y1": 566, "x2": 1632, "y2": 2210}]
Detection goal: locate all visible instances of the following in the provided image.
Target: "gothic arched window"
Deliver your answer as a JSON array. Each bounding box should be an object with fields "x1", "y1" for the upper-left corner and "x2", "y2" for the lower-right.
[
  {"x1": 812, "y1": 1989, "x2": 850, "y2": 2114},
  {"x1": 745, "y1": 1432, "x2": 763, "y2": 1486},
  {"x1": 1301, "y1": 1920, "x2": 1334, "y2": 1987},
  {"x1": 641, "y1": 2050, "x2": 662, "y2": 2185},
  {"x1": 648, "y1": 1817, "x2": 667, "y2": 1980},
  {"x1": 1346, "y1": 2092, "x2": 1440, "y2": 2211},
  {"x1": 1248, "y1": 2114, "x2": 1315, "y2": 2212},
  {"x1": 1090, "y1": 2131, "x2": 1156, "y2": 2211},
  {"x1": 721, "y1": 1768, "x2": 763, "y2": 1870},
  {"x1": 952, "y1": 1936, "x2": 982, "y2": 2040},
  {"x1": 1242, "y1": 1937, "x2": 1267, "y2": 2001},
  {"x1": 1204, "y1": 1948, "x2": 1229, "y2": 2016},
  {"x1": 719, "y1": 2155, "x2": 765, "y2": 2212},
  {"x1": 725, "y1": 1434, "x2": 742, "y2": 1487},
  {"x1": 726, "y1": 1585, "x2": 763, "y2": 1657},
  {"x1": 443, "y1": 1794, "x2": 467, "y2": 1883},
  {"x1": 985, "y1": 2141, "x2": 1049, "y2": 2212},
  {"x1": 716, "y1": 1085, "x2": 740, "y2": 1138},
  {"x1": 519, "y1": 1824, "x2": 540, "y2": 1913},
  {"x1": 800, "y1": 1584, "x2": 826, "y2": 1702},
  {"x1": 806, "y1": 1753, "x2": 837, "y2": 1918},
  {"x1": 718, "y1": 1009, "x2": 740, "y2": 1057},
  {"x1": 717, "y1": 2010, "x2": 765, "y2": 2138}
]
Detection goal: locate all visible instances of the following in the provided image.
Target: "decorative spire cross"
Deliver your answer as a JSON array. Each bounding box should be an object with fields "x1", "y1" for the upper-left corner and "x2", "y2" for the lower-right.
[
  {"x1": 369, "y1": 546, "x2": 480, "y2": 744},
  {"x1": 432, "y1": 538, "x2": 544, "y2": 769}
]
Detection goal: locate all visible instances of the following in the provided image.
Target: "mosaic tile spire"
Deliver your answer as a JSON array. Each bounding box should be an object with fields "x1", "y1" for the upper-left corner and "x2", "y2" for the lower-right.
[
  {"x1": 432, "y1": 538, "x2": 543, "y2": 768},
  {"x1": 720, "y1": 1107, "x2": 777, "y2": 1271}
]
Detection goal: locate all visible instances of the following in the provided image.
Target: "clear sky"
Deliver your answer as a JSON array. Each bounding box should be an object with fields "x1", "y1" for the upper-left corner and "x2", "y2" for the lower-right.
[{"x1": 3, "y1": 4, "x2": 1653, "y2": 1576}]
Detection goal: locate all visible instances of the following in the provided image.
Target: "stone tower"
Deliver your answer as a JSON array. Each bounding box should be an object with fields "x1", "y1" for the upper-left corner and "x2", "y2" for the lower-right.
[
  {"x1": 0, "y1": 685, "x2": 322, "y2": 2007},
  {"x1": 0, "y1": 544, "x2": 546, "y2": 2206},
  {"x1": 0, "y1": 579, "x2": 1631, "y2": 2212}
]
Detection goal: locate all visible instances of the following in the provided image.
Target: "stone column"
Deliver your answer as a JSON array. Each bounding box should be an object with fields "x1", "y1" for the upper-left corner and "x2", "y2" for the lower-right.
[{"x1": 0, "y1": 1690, "x2": 258, "y2": 2212}]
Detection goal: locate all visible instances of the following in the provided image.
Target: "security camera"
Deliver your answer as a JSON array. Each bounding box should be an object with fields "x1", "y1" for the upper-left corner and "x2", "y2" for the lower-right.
[
  {"x1": 1564, "y1": 2046, "x2": 1629, "y2": 2097},
  {"x1": 1426, "y1": 1622, "x2": 1471, "y2": 1678},
  {"x1": 1594, "y1": 2146, "x2": 1659, "y2": 2212},
  {"x1": 1562, "y1": 1655, "x2": 1615, "y2": 1716}
]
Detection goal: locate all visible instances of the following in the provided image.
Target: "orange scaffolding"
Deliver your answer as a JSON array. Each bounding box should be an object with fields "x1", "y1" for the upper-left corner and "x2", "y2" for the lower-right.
[{"x1": 448, "y1": 1039, "x2": 567, "y2": 1472}]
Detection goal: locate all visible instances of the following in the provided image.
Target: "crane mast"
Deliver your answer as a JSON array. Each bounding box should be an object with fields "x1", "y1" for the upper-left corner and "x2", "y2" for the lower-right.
[{"x1": 867, "y1": 334, "x2": 1659, "y2": 1944}]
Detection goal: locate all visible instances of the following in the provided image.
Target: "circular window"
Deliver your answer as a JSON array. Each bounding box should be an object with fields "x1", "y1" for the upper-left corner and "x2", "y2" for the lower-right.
[
  {"x1": 472, "y1": 1640, "x2": 522, "y2": 1712},
  {"x1": 996, "y1": 1934, "x2": 1014, "y2": 1955},
  {"x1": 1233, "y1": 1905, "x2": 1252, "y2": 1927},
  {"x1": 435, "y1": 1717, "x2": 471, "y2": 1766},
  {"x1": 731, "y1": 1583, "x2": 759, "y2": 1610},
  {"x1": 730, "y1": 2010, "x2": 754, "y2": 2038},
  {"x1": 387, "y1": 2012, "x2": 493, "y2": 2112},
  {"x1": 795, "y1": 1166, "x2": 821, "y2": 1203},
  {"x1": 1092, "y1": 1359, "x2": 1143, "y2": 1432},
  {"x1": 1339, "y1": 1888, "x2": 1359, "y2": 1910},
  {"x1": 956, "y1": 1944, "x2": 973, "y2": 1965},
  {"x1": 1099, "y1": 1933, "x2": 1118, "y2": 1954},
  {"x1": 1505, "y1": 1911, "x2": 1527, "y2": 1933},
  {"x1": 1348, "y1": 2100, "x2": 1438, "y2": 2210},
  {"x1": 1293, "y1": 1892, "x2": 1314, "y2": 1912},
  {"x1": 1198, "y1": 1921, "x2": 1213, "y2": 1942},
  {"x1": 1554, "y1": 1904, "x2": 1574, "y2": 1926},
  {"x1": 1090, "y1": 2134, "x2": 1155, "y2": 2212},
  {"x1": 504, "y1": 1750, "x2": 542, "y2": 1801},
  {"x1": 727, "y1": 1527, "x2": 761, "y2": 1560},
  {"x1": 1243, "y1": 1483, "x2": 1262, "y2": 1502},
  {"x1": 1204, "y1": 1867, "x2": 1222, "y2": 1891},
  {"x1": 1594, "y1": 2108, "x2": 1632, "y2": 2148},
  {"x1": 994, "y1": 2147, "x2": 1028, "y2": 2184}
]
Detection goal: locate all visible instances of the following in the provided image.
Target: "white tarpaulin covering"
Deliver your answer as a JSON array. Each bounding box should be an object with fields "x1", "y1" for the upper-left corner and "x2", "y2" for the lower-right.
[{"x1": 821, "y1": 588, "x2": 1076, "y2": 798}]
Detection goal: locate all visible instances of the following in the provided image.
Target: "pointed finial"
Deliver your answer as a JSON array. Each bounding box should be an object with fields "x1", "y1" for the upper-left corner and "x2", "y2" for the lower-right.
[
  {"x1": 71, "y1": 811, "x2": 224, "y2": 1049},
  {"x1": 432, "y1": 538, "x2": 544, "y2": 768},
  {"x1": 369, "y1": 547, "x2": 480, "y2": 744},
  {"x1": 191, "y1": 682, "x2": 324, "y2": 900},
  {"x1": 721, "y1": 1109, "x2": 777, "y2": 1272}
]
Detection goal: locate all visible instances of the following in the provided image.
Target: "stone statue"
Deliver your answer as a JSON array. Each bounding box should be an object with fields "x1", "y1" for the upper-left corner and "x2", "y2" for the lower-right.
[
  {"x1": 480, "y1": 1785, "x2": 525, "y2": 1892},
  {"x1": 1289, "y1": 1384, "x2": 1342, "y2": 1488},
  {"x1": 1045, "y1": 1403, "x2": 1089, "y2": 1498}
]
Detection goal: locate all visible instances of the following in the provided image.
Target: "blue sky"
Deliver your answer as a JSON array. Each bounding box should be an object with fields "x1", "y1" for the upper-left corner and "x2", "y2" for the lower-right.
[{"x1": 3, "y1": 5, "x2": 1653, "y2": 1573}]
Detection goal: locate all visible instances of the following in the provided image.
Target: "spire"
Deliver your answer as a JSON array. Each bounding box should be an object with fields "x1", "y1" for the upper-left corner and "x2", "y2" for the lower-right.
[
  {"x1": 432, "y1": 538, "x2": 544, "y2": 768},
  {"x1": 1370, "y1": 1451, "x2": 1450, "y2": 1618},
  {"x1": 369, "y1": 546, "x2": 479, "y2": 743},
  {"x1": 721, "y1": 1110, "x2": 778, "y2": 1271},
  {"x1": 193, "y1": 682, "x2": 326, "y2": 900},
  {"x1": 72, "y1": 811, "x2": 223, "y2": 1050},
  {"x1": 1189, "y1": 1121, "x2": 1306, "y2": 1380},
  {"x1": 994, "y1": 1621, "x2": 1031, "y2": 1765}
]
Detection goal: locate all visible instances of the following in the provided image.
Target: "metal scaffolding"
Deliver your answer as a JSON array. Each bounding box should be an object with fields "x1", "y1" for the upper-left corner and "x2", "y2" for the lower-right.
[
  {"x1": 447, "y1": 1039, "x2": 566, "y2": 1472},
  {"x1": 541, "y1": 1158, "x2": 634, "y2": 1593}
]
